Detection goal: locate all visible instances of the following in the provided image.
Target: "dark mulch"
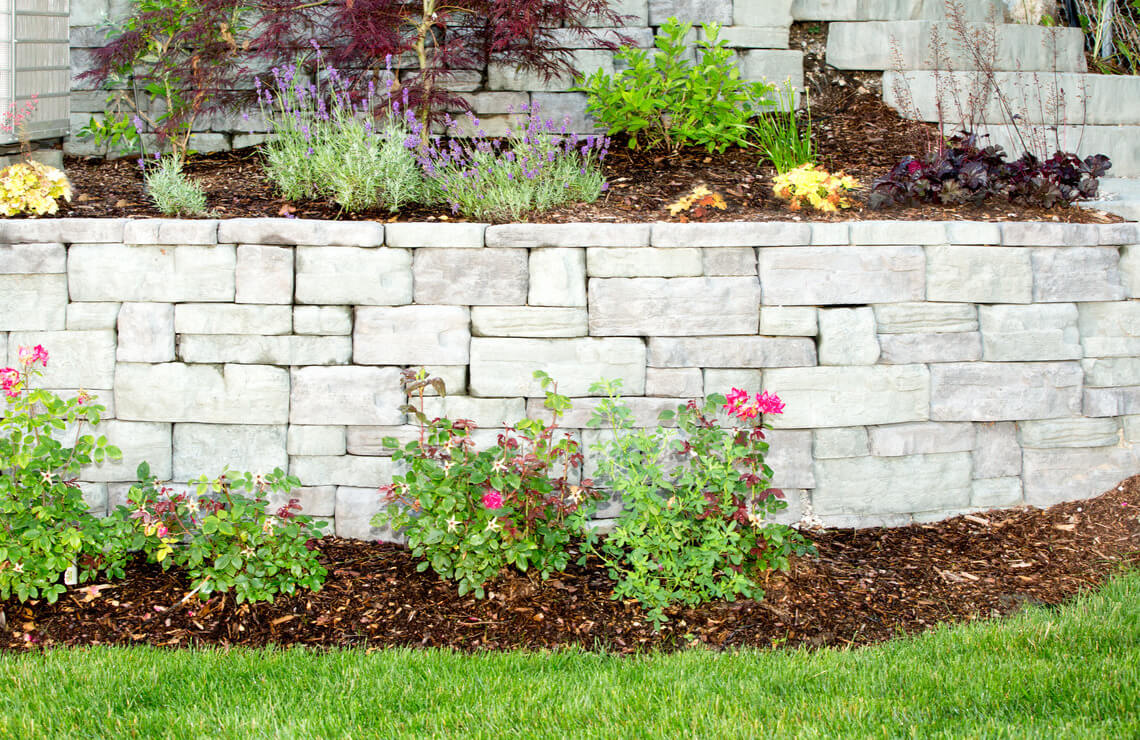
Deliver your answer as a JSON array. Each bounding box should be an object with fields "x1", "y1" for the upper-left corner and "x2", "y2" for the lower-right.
[{"x1": 4, "y1": 475, "x2": 1137, "y2": 653}]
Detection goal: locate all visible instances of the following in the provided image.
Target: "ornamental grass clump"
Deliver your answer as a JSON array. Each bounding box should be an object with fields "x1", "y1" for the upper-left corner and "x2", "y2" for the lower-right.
[
  {"x1": 585, "y1": 381, "x2": 815, "y2": 628},
  {"x1": 373, "y1": 370, "x2": 603, "y2": 598},
  {"x1": 418, "y1": 104, "x2": 608, "y2": 221}
]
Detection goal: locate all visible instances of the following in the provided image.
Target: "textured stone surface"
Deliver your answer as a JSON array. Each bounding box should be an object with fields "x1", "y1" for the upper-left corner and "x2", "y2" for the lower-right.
[
  {"x1": 759, "y1": 247, "x2": 925, "y2": 305},
  {"x1": 487, "y1": 223, "x2": 649, "y2": 248},
  {"x1": 1121, "y1": 245, "x2": 1140, "y2": 297},
  {"x1": 384, "y1": 222, "x2": 486, "y2": 249},
  {"x1": 1082, "y1": 386, "x2": 1140, "y2": 417},
  {"x1": 122, "y1": 219, "x2": 217, "y2": 246},
  {"x1": 469, "y1": 338, "x2": 646, "y2": 396},
  {"x1": 178, "y1": 335, "x2": 352, "y2": 365},
  {"x1": 869, "y1": 421, "x2": 975, "y2": 456},
  {"x1": 979, "y1": 303, "x2": 1082, "y2": 361},
  {"x1": 818, "y1": 307, "x2": 880, "y2": 365},
  {"x1": 414, "y1": 248, "x2": 528, "y2": 305},
  {"x1": 354, "y1": 306, "x2": 470, "y2": 365},
  {"x1": 813, "y1": 453, "x2": 973, "y2": 515},
  {"x1": 7, "y1": 331, "x2": 116, "y2": 389},
  {"x1": 68, "y1": 244, "x2": 236, "y2": 302},
  {"x1": 529, "y1": 249, "x2": 586, "y2": 307},
  {"x1": 1125, "y1": 415, "x2": 1140, "y2": 442},
  {"x1": 926, "y1": 245, "x2": 1033, "y2": 303},
  {"x1": 587, "y1": 248, "x2": 702, "y2": 277},
  {"x1": 874, "y1": 303, "x2": 977, "y2": 333},
  {"x1": 218, "y1": 219, "x2": 383, "y2": 247},
  {"x1": 648, "y1": 336, "x2": 816, "y2": 368},
  {"x1": 878, "y1": 332, "x2": 983, "y2": 364},
  {"x1": 766, "y1": 430, "x2": 815, "y2": 488},
  {"x1": 79, "y1": 421, "x2": 172, "y2": 482},
  {"x1": 117, "y1": 303, "x2": 174, "y2": 363},
  {"x1": 173, "y1": 424, "x2": 287, "y2": 479},
  {"x1": 471, "y1": 307, "x2": 587, "y2": 337},
  {"x1": 422, "y1": 396, "x2": 526, "y2": 427},
  {"x1": 1018, "y1": 417, "x2": 1120, "y2": 449},
  {"x1": 758, "y1": 307, "x2": 817, "y2": 336},
  {"x1": 1022, "y1": 446, "x2": 1140, "y2": 506},
  {"x1": 1077, "y1": 302, "x2": 1140, "y2": 357},
  {"x1": 292, "y1": 456, "x2": 396, "y2": 487},
  {"x1": 0, "y1": 243, "x2": 65, "y2": 273},
  {"x1": 645, "y1": 368, "x2": 704, "y2": 398},
  {"x1": 334, "y1": 486, "x2": 399, "y2": 541},
  {"x1": 930, "y1": 362, "x2": 1083, "y2": 421},
  {"x1": 972, "y1": 422, "x2": 1021, "y2": 479},
  {"x1": 1001, "y1": 222, "x2": 1101, "y2": 247},
  {"x1": 236, "y1": 245, "x2": 293, "y2": 304},
  {"x1": 702, "y1": 247, "x2": 757, "y2": 276},
  {"x1": 293, "y1": 306, "x2": 352, "y2": 336},
  {"x1": 1081, "y1": 357, "x2": 1140, "y2": 387},
  {"x1": 813, "y1": 426, "x2": 870, "y2": 459},
  {"x1": 971, "y1": 477, "x2": 1023, "y2": 508},
  {"x1": 703, "y1": 369, "x2": 764, "y2": 397},
  {"x1": 294, "y1": 247, "x2": 412, "y2": 305},
  {"x1": 763, "y1": 365, "x2": 931, "y2": 428},
  {"x1": 287, "y1": 425, "x2": 347, "y2": 456},
  {"x1": 290, "y1": 367, "x2": 404, "y2": 426},
  {"x1": 0, "y1": 275, "x2": 68, "y2": 330},
  {"x1": 589, "y1": 277, "x2": 761, "y2": 336},
  {"x1": 850, "y1": 220, "x2": 947, "y2": 245},
  {"x1": 649, "y1": 0, "x2": 732, "y2": 25},
  {"x1": 267, "y1": 486, "x2": 336, "y2": 518},
  {"x1": 654, "y1": 222, "x2": 810, "y2": 248},
  {"x1": 345, "y1": 426, "x2": 501, "y2": 456},
  {"x1": 1030, "y1": 247, "x2": 1126, "y2": 302},
  {"x1": 66, "y1": 302, "x2": 120, "y2": 330},
  {"x1": 116, "y1": 364, "x2": 290, "y2": 424},
  {"x1": 174, "y1": 304, "x2": 292, "y2": 335}
]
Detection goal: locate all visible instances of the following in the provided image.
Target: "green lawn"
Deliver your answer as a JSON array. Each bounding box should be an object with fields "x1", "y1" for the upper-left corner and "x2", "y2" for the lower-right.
[{"x1": 1, "y1": 572, "x2": 1137, "y2": 739}]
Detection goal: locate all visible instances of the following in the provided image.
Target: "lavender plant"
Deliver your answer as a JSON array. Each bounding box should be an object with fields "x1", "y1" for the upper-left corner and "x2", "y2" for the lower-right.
[{"x1": 418, "y1": 104, "x2": 609, "y2": 221}]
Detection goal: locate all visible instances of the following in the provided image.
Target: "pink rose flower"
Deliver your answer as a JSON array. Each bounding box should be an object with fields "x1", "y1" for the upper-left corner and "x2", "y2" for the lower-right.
[
  {"x1": 482, "y1": 489, "x2": 503, "y2": 509},
  {"x1": 17, "y1": 344, "x2": 48, "y2": 368}
]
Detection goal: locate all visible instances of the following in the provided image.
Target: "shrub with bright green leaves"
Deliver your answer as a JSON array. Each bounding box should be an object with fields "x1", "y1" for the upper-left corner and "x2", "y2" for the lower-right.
[
  {"x1": 584, "y1": 380, "x2": 816, "y2": 628},
  {"x1": 373, "y1": 369, "x2": 602, "y2": 598},
  {"x1": 576, "y1": 17, "x2": 776, "y2": 152},
  {"x1": 0, "y1": 346, "x2": 128, "y2": 603},
  {"x1": 114, "y1": 464, "x2": 328, "y2": 604}
]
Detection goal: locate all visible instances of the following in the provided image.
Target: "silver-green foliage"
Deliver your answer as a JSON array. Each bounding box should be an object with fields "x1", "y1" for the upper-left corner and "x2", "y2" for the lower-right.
[
  {"x1": 144, "y1": 155, "x2": 208, "y2": 216},
  {"x1": 310, "y1": 118, "x2": 425, "y2": 213}
]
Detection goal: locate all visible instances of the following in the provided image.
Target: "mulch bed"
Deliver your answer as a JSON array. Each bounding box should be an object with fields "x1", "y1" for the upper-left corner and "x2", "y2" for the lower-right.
[{"x1": 4, "y1": 475, "x2": 1137, "y2": 653}]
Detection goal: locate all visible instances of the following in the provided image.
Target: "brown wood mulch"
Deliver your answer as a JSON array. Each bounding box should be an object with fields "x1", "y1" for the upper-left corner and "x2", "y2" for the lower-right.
[{"x1": 4, "y1": 475, "x2": 1137, "y2": 654}]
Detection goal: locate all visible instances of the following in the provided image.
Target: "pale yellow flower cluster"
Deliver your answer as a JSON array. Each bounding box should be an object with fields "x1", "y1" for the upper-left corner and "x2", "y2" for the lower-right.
[
  {"x1": 772, "y1": 164, "x2": 859, "y2": 213},
  {"x1": 0, "y1": 160, "x2": 73, "y2": 217}
]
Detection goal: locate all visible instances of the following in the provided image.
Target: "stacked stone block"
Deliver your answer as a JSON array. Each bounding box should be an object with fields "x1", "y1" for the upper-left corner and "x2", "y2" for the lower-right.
[{"x1": 3, "y1": 217, "x2": 1139, "y2": 538}]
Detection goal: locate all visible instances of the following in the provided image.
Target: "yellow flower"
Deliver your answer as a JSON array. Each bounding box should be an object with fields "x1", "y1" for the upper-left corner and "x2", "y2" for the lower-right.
[{"x1": 0, "y1": 160, "x2": 72, "y2": 218}]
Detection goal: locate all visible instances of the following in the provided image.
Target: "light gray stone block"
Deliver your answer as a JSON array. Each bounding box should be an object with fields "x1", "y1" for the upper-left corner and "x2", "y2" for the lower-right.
[
  {"x1": 0, "y1": 243, "x2": 65, "y2": 273},
  {"x1": 765, "y1": 430, "x2": 815, "y2": 488},
  {"x1": 759, "y1": 246, "x2": 925, "y2": 304},
  {"x1": 817, "y1": 512, "x2": 914, "y2": 529},
  {"x1": 878, "y1": 332, "x2": 983, "y2": 364},
  {"x1": 469, "y1": 338, "x2": 646, "y2": 396},
  {"x1": 423, "y1": 396, "x2": 526, "y2": 427},
  {"x1": 1002, "y1": 222, "x2": 1100, "y2": 247},
  {"x1": 703, "y1": 25, "x2": 789, "y2": 48},
  {"x1": 1125, "y1": 415, "x2": 1140, "y2": 442},
  {"x1": 173, "y1": 424, "x2": 288, "y2": 480},
  {"x1": 414, "y1": 366, "x2": 467, "y2": 396},
  {"x1": 354, "y1": 306, "x2": 471, "y2": 365},
  {"x1": 1081, "y1": 357, "x2": 1140, "y2": 387},
  {"x1": 217, "y1": 218, "x2": 383, "y2": 247},
  {"x1": 487, "y1": 223, "x2": 649, "y2": 248},
  {"x1": 702, "y1": 247, "x2": 757, "y2": 276},
  {"x1": 116, "y1": 363, "x2": 290, "y2": 424},
  {"x1": 67, "y1": 302, "x2": 120, "y2": 330},
  {"x1": 1121, "y1": 245, "x2": 1139, "y2": 297},
  {"x1": 471, "y1": 307, "x2": 587, "y2": 337},
  {"x1": 1023, "y1": 446, "x2": 1140, "y2": 506},
  {"x1": 971, "y1": 477, "x2": 1023, "y2": 509},
  {"x1": 287, "y1": 425, "x2": 347, "y2": 456},
  {"x1": 930, "y1": 362, "x2": 1083, "y2": 421},
  {"x1": 972, "y1": 422, "x2": 1021, "y2": 479},
  {"x1": 79, "y1": 420, "x2": 172, "y2": 482},
  {"x1": 587, "y1": 247, "x2": 702, "y2": 277},
  {"x1": 1030, "y1": 247, "x2": 1126, "y2": 302},
  {"x1": 1018, "y1": 417, "x2": 1120, "y2": 449},
  {"x1": 810, "y1": 222, "x2": 850, "y2": 245},
  {"x1": 869, "y1": 421, "x2": 975, "y2": 457},
  {"x1": 646, "y1": 368, "x2": 704, "y2": 398},
  {"x1": 414, "y1": 248, "x2": 528, "y2": 305},
  {"x1": 763, "y1": 365, "x2": 931, "y2": 429},
  {"x1": 68, "y1": 244, "x2": 236, "y2": 302},
  {"x1": 345, "y1": 425, "x2": 502, "y2": 457},
  {"x1": 758, "y1": 306, "x2": 817, "y2": 336},
  {"x1": 294, "y1": 247, "x2": 412, "y2": 306},
  {"x1": 335, "y1": 486, "x2": 399, "y2": 541},
  {"x1": 1082, "y1": 386, "x2": 1140, "y2": 417},
  {"x1": 649, "y1": 0, "x2": 732, "y2": 24},
  {"x1": 174, "y1": 304, "x2": 292, "y2": 335},
  {"x1": 290, "y1": 366, "x2": 404, "y2": 426},
  {"x1": 0, "y1": 219, "x2": 125, "y2": 244},
  {"x1": 488, "y1": 50, "x2": 612, "y2": 92},
  {"x1": 122, "y1": 219, "x2": 218, "y2": 246},
  {"x1": 737, "y1": 0, "x2": 793, "y2": 25},
  {"x1": 530, "y1": 92, "x2": 602, "y2": 133},
  {"x1": 703, "y1": 369, "x2": 764, "y2": 397},
  {"x1": 384, "y1": 222, "x2": 487, "y2": 248},
  {"x1": 850, "y1": 220, "x2": 947, "y2": 245},
  {"x1": 7, "y1": 330, "x2": 116, "y2": 389},
  {"x1": 1097, "y1": 223, "x2": 1140, "y2": 246},
  {"x1": 874, "y1": 303, "x2": 977, "y2": 334},
  {"x1": 1078, "y1": 302, "x2": 1140, "y2": 357},
  {"x1": 813, "y1": 452, "x2": 973, "y2": 515},
  {"x1": 178, "y1": 335, "x2": 352, "y2": 365},
  {"x1": 648, "y1": 336, "x2": 816, "y2": 368},
  {"x1": 117, "y1": 303, "x2": 174, "y2": 363},
  {"x1": 654, "y1": 222, "x2": 810, "y2": 248},
  {"x1": 818, "y1": 307, "x2": 880, "y2": 365},
  {"x1": 79, "y1": 482, "x2": 109, "y2": 517},
  {"x1": 945, "y1": 221, "x2": 1002, "y2": 245},
  {"x1": 529, "y1": 248, "x2": 587, "y2": 307},
  {"x1": 294, "y1": 306, "x2": 352, "y2": 336},
  {"x1": 813, "y1": 427, "x2": 869, "y2": 459},
  {"x1": 236, "y1": 245, "x2": 294, "y2": 304},
  {"x1": 0, "y1": 275, "x2": 67, "y2": 330},
  {"x1": 736, "y1": 49, "x2": 803, "y2": 88},
  {"x1": 267, "y1": 485, "x2": 336, "y2": 518},
  {"x1": 979, "y1": 303, "x2": 1082, "y2": 361},
  {"x1": 589, "y1": 277, "x2": 761, "y2": 336},
  {"x1": 926, "y1": 245, "x2": 1032, "y2": 303},
  {"x1": 292, "y1": 456, "x2": 396, "y2": 487}
]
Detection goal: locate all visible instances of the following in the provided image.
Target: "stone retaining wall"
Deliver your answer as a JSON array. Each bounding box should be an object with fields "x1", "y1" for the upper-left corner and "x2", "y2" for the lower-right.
[{"x1": 2, "y1": 217, "x2": 1139, "y2": 537}]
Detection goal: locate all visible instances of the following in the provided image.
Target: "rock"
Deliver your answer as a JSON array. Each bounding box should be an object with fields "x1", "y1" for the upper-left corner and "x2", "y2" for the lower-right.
[
  {"x1": 758, "y1": 246, "x2": 925, "y2": 304},
  {"x1": 818, "y1": 307, "x2": 880, "y2": 365},
  {"x1": 529, "y1": 249, "x2": 587, "y2": 306},
  {"x1": 116, "y1": 363, "x2": 290, "y2": 424},
  {"x1": 116, "y1": 303, "x2": 174, "y2": 363},
  {"x1": 979, "y1": 303, "x2": 1081, "y2": 361},
  {"x1": 294, "y1": 247, "x2": 412, "y2": 305},
  {"x1": 930, "y1": 362, "x2": 1083, "y2": 421},
  {"x1": 471, "y1": 307, "x2": 588, "y2": 338},
  {"x1": 763, "y1": 365, "x2": 930, "y2": 429},
  {"x1": 926, "y1": 245, "x2": 1033, "y2": 303},
  {"x1": 588, "y1": 277, "x2": 761, "y2": 336},
  {"x1": 173, "y1": 424, "x2": 288, "y2": 480},
  {"x1": 290, "y1": 366, "x2": 404, "y2": 426},
  {"x1": 812, "y1": 453, "x2": 973, "y2": 515},
  {"x1": 647, "y1": 336, "x2": 816, "y2": 368},
  {"x1": 236, "y1": 245, "x2": 294, "y2": 304},
  {"x1": 469, "y1": 338, "x2": 646, "y2": 396},
  {"x1": 413, "y1": 249, "x2": 528, "y2": 305},
  {"x1": 354, "y1": 306, "x2": 471, "y2": 365}
]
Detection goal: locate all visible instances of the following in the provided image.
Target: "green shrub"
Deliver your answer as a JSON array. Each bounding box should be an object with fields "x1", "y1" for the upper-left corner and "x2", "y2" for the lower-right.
[
  {"x1": 576, "y1": 18, "x2": 776, "y2": 152},
  {"x1": 144, "y1": 154, "x2": 209, "y2": 216}
]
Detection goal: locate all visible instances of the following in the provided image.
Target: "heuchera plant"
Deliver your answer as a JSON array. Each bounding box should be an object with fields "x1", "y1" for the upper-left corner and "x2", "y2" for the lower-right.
[
  {"x1": 374, "y1": 370, "x2": 602, "y2": 598},
  {"x1": 0, "y1": 347, "x2": 128, "y2": 603},
  {"x1": 772, "y1": 164, "x2": 859, "y2": 213},
  {"x1": 116, "y1": 463, "x2": 328, "y2": 604},
  {"x1": 585, "y1": 381, "x2": 815, "y2": 628}
]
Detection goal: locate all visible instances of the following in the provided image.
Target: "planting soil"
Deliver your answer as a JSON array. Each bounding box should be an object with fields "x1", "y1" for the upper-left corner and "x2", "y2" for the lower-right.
[{"x1": 4, "y1": 475, "x2": 1136, "y2": 654}]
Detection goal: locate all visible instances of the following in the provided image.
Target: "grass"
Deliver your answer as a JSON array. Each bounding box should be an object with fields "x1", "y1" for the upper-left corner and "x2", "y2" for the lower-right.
[{"x1": 1, "y1": 571, "x2": 1137, "y2": 739}]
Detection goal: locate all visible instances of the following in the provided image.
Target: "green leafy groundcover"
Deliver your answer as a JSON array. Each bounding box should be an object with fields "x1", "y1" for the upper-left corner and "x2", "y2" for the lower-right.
[{"x1": 2, "y1": 571, "x2": 1136, "y2": 738}]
